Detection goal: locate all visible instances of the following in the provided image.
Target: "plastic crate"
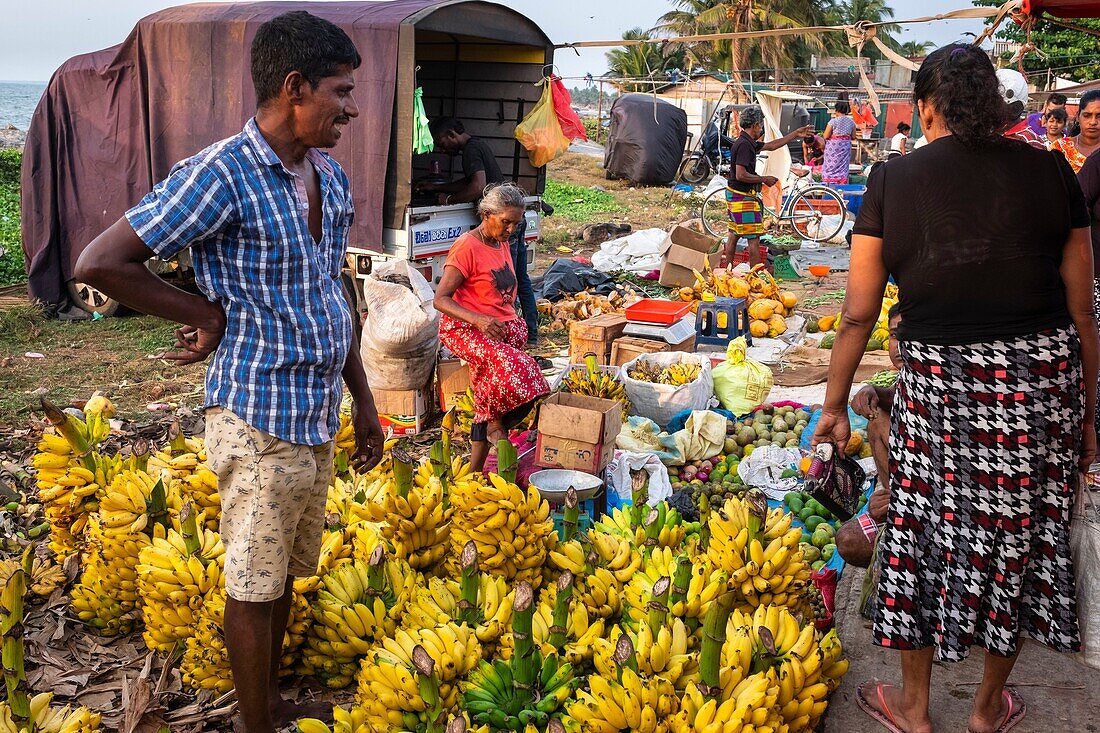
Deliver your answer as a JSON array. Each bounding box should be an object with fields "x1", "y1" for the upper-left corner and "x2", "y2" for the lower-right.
[
  {"x1": 732, "y1": 244, "x2": 772, "y2": 271},
  {"x1": 551, "y1": 501, "x2": 596, "y2": 541},
  {"x1": 625, "y1": 299, "x2": 693, "y2": 325}
]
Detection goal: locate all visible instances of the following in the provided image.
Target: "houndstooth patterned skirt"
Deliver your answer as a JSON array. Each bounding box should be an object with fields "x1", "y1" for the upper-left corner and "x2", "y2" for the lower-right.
[{"x1": 874, "y1": 327, "x2": 1083, "y2": 662}]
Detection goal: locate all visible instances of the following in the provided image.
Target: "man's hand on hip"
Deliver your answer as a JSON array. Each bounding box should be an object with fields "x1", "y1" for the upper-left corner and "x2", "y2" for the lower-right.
[{"x1": 161, "y1": 301, "x2": 226, "y2": 364}]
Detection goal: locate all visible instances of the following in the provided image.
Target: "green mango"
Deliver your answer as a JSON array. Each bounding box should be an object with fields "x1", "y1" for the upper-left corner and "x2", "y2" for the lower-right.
[
  {"x1": 804, "y1": 515, "x2": 826, "y2": 531},
  {"x1": 798, "y1": 507, "x2": 816, "y2": 523},
  {"x1": 822, "y1": 543, "x2": 836, "y2": 562},
  {"x1": 800, "y1": 544, "x2": 822, "y2": 563},
  {"x1": 811, "y1": 559, "x2": 827, "y2": 571},
  {"x1": 812, "y1": 527, "x2": 832, "y2": 548}
]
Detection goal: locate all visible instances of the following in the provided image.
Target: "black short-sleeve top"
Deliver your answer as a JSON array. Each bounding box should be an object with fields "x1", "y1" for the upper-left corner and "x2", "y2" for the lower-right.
[
  {"x1": 853, "y1": 134, "x2": 1090, "y2": 345},
  {"x1": 729, "y1": 131, "x2": 764, "y2": 194}
]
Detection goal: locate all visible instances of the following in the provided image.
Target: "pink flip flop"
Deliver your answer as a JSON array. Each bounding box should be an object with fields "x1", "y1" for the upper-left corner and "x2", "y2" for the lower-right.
[
  {"x1": 967, "y1": 687, "x2": 1027, "y2": 733},
  {"x1": 856, "y1": 681, "x2": 907, "y2": 733}
]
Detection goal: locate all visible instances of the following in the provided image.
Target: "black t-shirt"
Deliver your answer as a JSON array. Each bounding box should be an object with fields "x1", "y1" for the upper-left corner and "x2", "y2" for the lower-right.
[
  {"x1": 853, "y1": 134, "x2": 1089, "y2": 345},
  {"x1": 463, "y1": 137, "x2": 504, "y2": 186},
  {"x1": 1074, "y1": 147, "x2": 1100, "y2": 274},
  {"x1": 729, "y1": 131, "x2": 764, "y2": 193}
]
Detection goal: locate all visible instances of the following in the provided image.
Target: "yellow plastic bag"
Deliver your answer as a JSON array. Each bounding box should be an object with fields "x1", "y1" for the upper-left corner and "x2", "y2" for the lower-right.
[
  {"x1": 712, "y1": 337, "x2": 774, "y2": 415},
  {"x1": 514, "y1": 80, "x2": 571, "y2": 168}
]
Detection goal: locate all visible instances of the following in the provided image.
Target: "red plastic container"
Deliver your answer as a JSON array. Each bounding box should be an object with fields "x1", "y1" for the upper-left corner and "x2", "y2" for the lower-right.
[
  {"x1": 732, "y1": 244, "x2": 772, "y2": 271},
  {"x1": 624, "y1": 298, "x2": 693, "y2": 325},
  {"x1": 811, "y1": 567, "x2": 838, "y2": 630}
]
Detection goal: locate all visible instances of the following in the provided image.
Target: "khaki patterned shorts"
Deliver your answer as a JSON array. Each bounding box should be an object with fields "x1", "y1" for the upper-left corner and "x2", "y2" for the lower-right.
[{"x1": 205, "y1": 407, "x2": 333, "y2": 603}]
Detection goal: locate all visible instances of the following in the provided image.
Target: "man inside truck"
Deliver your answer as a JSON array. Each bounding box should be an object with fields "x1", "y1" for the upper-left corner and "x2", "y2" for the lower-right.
[
  {"x1": 74, "y1": 12, "x2": 383, "y2": 733},
  {"x1": 422, "y1": 117, "x2": 540, "y2": 344}
]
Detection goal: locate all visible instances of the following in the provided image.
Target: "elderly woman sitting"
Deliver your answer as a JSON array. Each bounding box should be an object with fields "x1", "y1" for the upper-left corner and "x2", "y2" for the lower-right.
[{"x1": 434, "y1": 183, "x2": 550, "y2": 471}]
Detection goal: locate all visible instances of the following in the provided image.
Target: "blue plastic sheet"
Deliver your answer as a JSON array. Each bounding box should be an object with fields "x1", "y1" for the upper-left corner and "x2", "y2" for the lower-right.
[{"x1": 799, "y1": 406, "x2": 869, "y2": 451}]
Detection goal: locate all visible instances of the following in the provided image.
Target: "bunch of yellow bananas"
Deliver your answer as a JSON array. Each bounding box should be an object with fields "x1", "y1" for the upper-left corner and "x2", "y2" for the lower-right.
[
  {"x1": 0, "y1": 692, "x2": 101, "y2": 733},
  {"x1": 147, "y1": 435, "x2": 205, "y2": 483},
  {"x1": 333, "y1": 411, "x2": 358, "y2": 474},
  {"x1": 33, "y1": 442, "x2": 116, "y2": 558},
  {"x1": 69, "y1": 514, "x2": 152, "y2": 635},
  {"x1": 181, "y1": 587, "x2": 234, "y2": 694},
  {"x1": 281, "y1": 588, "x2": 314, "y2": 676},
  {"x1": 364, "y1": 622, "x2": 482, "y2": 705},
  {"x1": 559, "y1": 356, "x2": 633, "y2": 419},
  {"x1": 623, "y1": 550, "x2": 723, "y2": 630},
  {"x1": 97, "y1": 469, "x2": 177, "y2": 536},
  {"x1": 400, "y1": 575, "x2": 513, "y2": 646},
  {"x1": 592, "y1": 620, "x2": 695, "y2": 690},
  {"x1": 415, "y1": 453, "x2": 473, "y2": 490},
  {"x1": 0, "y1": 555, "x2": 65, "y2": 599},
  {"x1": 495, "y1": 583, "x2": 598, "y2": 663},
  {"x1": 626, "y1": 360, "x2": 701, "y2": 387},
  {"x1": 449, "y1": 473, "x2": 556, "y2": 590},
  {"x1": 301, "y1": 553, "x2": 418, "y2": 689},
  {"x1": 365, "y1": 461, "x2": 452, "y2": 571},
  {"x1": 565, "y1": 667, "x2": 678, "y2": 733},
  {"x1": 293, "y1": 527, "x2": 357, "y2": 595},
  {"x1": 135, "y1": 509, "x2": 224, "y2": 652},
  {"x1": 671, "y1": 671, "x2": 781, "y2": 733},
  {"x1": 707, "y1": 493, "x2": 811, "y2": 611},
  {"x1": 453, "y1": 388, "x2": 476, "y2": 435},
  {"x1": 173, "y1": 465, "x2": 220, "y2": 529},
  {"x1": 354, "y1": 652, "x2": 442, "y2": 731},
  {"x1": 295, "y1": 706, "x2": 368, "y2": 733}
]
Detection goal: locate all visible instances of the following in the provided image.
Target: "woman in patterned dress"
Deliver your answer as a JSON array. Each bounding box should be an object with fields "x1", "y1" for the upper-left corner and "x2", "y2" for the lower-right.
[
  {"x1": 1053, "y1": 89, "x2": 1100, "y2": 173},
  {"x1": 814, "y1": 44, "x2": 1098, "y2": 733},
  {"x1": 821, "y1": 100, "x2": 856, "y2": 184},
  {"x1": 435, "y1": 184, "x2": 549, "y2": 471}
]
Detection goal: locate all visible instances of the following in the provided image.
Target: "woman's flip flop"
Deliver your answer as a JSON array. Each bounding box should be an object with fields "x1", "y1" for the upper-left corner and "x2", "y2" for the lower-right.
[
  {"x1": 856, "y1": 681, "x2": 907, "y2": 733},
  {"x1": 967, "y1": 687, "x2": 1027, "y2": 733}
]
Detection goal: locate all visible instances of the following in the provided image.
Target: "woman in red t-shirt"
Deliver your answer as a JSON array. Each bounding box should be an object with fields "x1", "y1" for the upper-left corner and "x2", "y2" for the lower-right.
[{"x1": 434, "y1": 184, "x2": 550, "y2": 470}]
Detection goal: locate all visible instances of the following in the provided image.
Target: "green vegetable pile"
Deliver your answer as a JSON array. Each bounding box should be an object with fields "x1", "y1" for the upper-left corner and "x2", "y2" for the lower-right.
[
  {"x1": 783, "y1": 491, "x2": 869, "y2": 572},
  {"x1": 542, "y1": 179, "x2": 618, "y2": 223},
  {"x1": 0, "y1": 149, "x2": 24, "y2": 286}
]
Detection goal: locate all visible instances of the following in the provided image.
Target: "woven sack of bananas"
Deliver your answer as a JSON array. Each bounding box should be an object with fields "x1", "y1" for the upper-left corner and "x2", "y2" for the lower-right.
[{"x1": 621, "y1": 352, "x2": 714, "y2": 428}]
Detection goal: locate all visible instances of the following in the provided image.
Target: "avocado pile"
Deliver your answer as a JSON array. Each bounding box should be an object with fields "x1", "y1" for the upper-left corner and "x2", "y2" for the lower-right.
[
  {"x1": 784, "y1": 490, "x2": 869, "y2": 571},
  {"x1": 722, "y1": 405, "x2": 812, "y2": 457}
]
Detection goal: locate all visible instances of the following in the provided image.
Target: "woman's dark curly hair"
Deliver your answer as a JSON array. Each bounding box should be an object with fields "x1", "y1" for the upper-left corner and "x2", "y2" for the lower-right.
[{"x1": 913, "y1": 43, "x2": 1011, "y2": 147}]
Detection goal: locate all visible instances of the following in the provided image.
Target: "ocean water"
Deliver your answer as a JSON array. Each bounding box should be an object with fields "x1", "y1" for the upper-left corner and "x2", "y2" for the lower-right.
[{"x1": 0, "y1": 81, "x2": 47, "y2": 130}]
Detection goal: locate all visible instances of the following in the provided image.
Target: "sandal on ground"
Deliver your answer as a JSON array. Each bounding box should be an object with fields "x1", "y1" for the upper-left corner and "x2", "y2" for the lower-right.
[
  {"x1": 856, "y1": 681, "x2": 907, "y2": 733},
  {"x1": 967, "y1": 687, "x2": 1027, "y2": 733}
]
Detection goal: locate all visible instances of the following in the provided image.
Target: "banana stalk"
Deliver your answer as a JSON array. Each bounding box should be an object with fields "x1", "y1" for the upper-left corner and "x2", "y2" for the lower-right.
[
  {"x1": 642, "y1": 507, "x2": 660, "y2": 558},
  {"x1": 148, "y1": 478, "x2": 170, "y2": 538},
  {"x1": 496, "y1": 440, "x2": 518, "y2": 485},
  {"x1": 429, "y1": 441, "x2": 450, "y2": 493},
  {"x1": 561, "y1": 487, "x2": 580, "y2": 543},
  {"x1": 670, "y1": 554, "x2": 692, "y2": 611},
  {"x1": 131, "y1": 438, "x2": 150, "y2": 471},
  {"x1": 630, "y1": 468, "x2": 649, "y2": 525},
  {"x1": 510, "y1": 581, "x2": 537, "y2": 694},
  {"x1": 458, "y1": 541, "x2": 480, "y2": 626},
  {"x1": 699, "y1": 590, "x2": 736, "y2": 698},
  {"x1": 167, "y1": 419, "x2": 188, "y2": 454},
  {"x1": 392, "y1": 448, "x2": 415, "y2": 499},
  {"x1": 548, "y1": 571, "x2": 573, "y2": 651},
  {"x1": 179, "y1": 503, "x2": 202, "y2": 555},
  {"x1": 0, "y1": 547, "x2": 32, "y2": 724},
  {"x1": 412, "y1": 645, "x2": 446, "y2": 733},
  {"x1": 584, "y1": 353, "x2": 599, "y2": 379},
  {"x1": 40, "y1": 397, "x2": 94, "y2": 469},
  {"x1": 612, "y1": 631, "x2": 638, "y2": 682},
  {"x1": 698, "y1": 493, "x2": 712, "y2": 550},
  {"x1": 747, "y1": 490, "x2": 767, "y2": 544},
  {"x1": 366, "y1": 545, "x2": 385, "y2": 597},
  {"x1": 446, "y1": 718, "x2": 466, "y2": 733},
  {"x1": 647, "y1": 576, "x2": 671, "y2": 631}
]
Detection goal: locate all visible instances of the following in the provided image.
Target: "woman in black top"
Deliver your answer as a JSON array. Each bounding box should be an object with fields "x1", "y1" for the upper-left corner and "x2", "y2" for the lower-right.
[{"x1": 814, "y1": 44, "x2": 1097, "y2": 733}]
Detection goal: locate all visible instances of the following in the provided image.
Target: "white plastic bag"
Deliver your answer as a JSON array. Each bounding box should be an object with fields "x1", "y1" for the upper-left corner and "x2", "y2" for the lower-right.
[
  {"x1": 607, "y1": 451, "x2": 673, "y2": 507},
  {"x1": 1072, "y1": 479, "x2": 1100, "y2": 670},
  {"x1": 736, "y1": 445, "x2": 803, "y2": 500},
  {"x1": 360, "y1": 260, "x2": 438, "y2": 354},
  {"x1": 620, "y1": 352, "x2": 714, "y2": 428}
]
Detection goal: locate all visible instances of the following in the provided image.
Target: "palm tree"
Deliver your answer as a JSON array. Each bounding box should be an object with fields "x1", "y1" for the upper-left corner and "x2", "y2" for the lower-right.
[
  {"x1": 654, "y1": 1, "x2": 827, "y2": 88},
  {"x1": 605, "y1": 28, "x2": 685, "y2": 93},
  {"x1": 898, "y1": 40, "x2": 935, "y2": 58}
]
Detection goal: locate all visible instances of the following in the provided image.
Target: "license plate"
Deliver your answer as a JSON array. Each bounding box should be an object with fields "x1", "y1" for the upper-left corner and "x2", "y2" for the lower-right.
[{"x1": 414, "y1": 226, "x2": 464, "y2": 245}]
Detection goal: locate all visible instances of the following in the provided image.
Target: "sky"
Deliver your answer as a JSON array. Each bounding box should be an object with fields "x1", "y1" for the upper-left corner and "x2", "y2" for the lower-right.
[{"x1": 0, "y1": 0, "x2": 986, "y2": 83}]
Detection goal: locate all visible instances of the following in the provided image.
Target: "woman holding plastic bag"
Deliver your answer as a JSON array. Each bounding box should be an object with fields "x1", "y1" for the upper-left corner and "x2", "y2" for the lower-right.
[{"x1": 434, "y1": 184, "x2": 549, "y2": 471}]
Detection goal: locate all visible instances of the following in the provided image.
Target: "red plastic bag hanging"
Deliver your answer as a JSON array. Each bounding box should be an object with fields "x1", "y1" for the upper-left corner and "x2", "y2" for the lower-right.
[{"x1": 550, "y1": 76, "x2": 587, "y2": 142}]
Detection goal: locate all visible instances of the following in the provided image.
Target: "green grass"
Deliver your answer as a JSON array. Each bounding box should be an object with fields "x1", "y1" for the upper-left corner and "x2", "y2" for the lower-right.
[
  {"x1": 542, "y1": 179, "x2": 618, "y2": 223},
  {"x1": 0, "y1": 149, "x2": 24, "y2": 287}
]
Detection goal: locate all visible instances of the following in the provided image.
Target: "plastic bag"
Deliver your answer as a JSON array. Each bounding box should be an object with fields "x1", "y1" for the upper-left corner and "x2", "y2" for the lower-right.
[
  {"x1": 736, "y1": 445, "x2": 803, "y2": 499},
  {"x1": 712, "y1": 338, "x2": 774, "y2": 416},
  {"x1": 515, "y1": 80, "x2": 571, "y2": 168},
  {"x1": 607, "y1": 451, "x2": 672, "y2": 509},
  {"x1": 666, "y1": 410, "x2": 726, "y2": 465},
  {"x1": 550, "y1": 76, "x2": 587, "y2": 141},
  {"x1": 1072, "y1": 478, "x2": 1100, "y2": 669},
  {"x1": 360, "y1": 260, "x2": 438, "y2": 353},
  {"x1": 621, "y1": 352, "x2": 715, "y2": 429}
]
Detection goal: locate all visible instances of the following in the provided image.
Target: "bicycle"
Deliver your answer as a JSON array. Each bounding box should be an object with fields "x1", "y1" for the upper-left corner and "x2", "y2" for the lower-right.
[{"x1": 699, "y1": 164, "x2": 848, "y2": 244}]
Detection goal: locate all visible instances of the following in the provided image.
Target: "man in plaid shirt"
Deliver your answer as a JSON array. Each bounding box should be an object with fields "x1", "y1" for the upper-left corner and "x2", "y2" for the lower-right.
[{"x1": 76, "y1": 12, "x2": 381, "y2": 732}]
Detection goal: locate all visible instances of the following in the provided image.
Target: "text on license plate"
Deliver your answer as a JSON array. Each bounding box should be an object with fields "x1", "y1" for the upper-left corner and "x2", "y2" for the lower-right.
[{"x1": 415, "y1": 226, "x2": 464, "y2": 245}]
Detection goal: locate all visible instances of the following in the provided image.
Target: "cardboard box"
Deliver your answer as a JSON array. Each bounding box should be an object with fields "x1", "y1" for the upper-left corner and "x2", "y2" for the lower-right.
[
  {"x1": 568, "y1": 313, "x2": 628, "y2": 365},
  {"x1": 658, "y1": 225, "x2": 721, "y2": 288},
  {"x1": 535, "y1": 392, "x2": 623, "y2": 474},
  {"x1": 371, "y1": 385, "x2": 429, "y2": 436},
  {"x1": 436, "y1": 359, "x2": 471, "y2": 412},
  {"x1": 611, "y1": 335, "x2": 695, "y2": 366}
]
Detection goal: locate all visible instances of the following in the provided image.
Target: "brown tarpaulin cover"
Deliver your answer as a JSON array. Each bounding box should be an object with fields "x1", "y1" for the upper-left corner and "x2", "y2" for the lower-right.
[{"x1": 21, "y1": 0, "x2": 441, "y2": 306}]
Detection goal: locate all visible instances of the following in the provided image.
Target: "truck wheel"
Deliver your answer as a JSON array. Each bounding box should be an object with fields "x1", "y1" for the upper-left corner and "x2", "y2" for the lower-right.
[{"x1": 66, "y1": 280, "x2": 121, "y2": 317}]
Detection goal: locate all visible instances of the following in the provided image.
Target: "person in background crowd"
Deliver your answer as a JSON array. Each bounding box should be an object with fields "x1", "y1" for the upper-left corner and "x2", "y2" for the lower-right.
[
  {"x1": 1028, "y1": 91, "x2": 1067, "y2": 135},
  {"x1": 1000, "y1": 69, "x2": 1046, "y2": 150},
  {"x1": 1044, "y1": 106, "x2": 1069, "y2": 150},
  {"x1": 1074, "y1": 146, "x2": 1100, "y2": 447},
  {"x1": 433, "y1": 184, "x2": 549, "y2": 473},
  {"x1": 75, "y1": 13, "x2": 384, "y2": 733},
  {"x1": 721, "y1": 106, "x2": 812, "y2": 268},
  {"x1": 802, "y1": 132, "x2": 826, "y2": 171},
  {"x1": 835, "y1": 305, "x2": 901, "y2": 569},
  {"x1": 822, "y1": 100, "x2": 856, "y2": 184},
  {"x1": 423, "y1": 117, "x2": 539, "y2": 343},
  {"x1": 889, "y1": 123, "x2": 911, "y2": 158},
  {"x1": 1054, "y1": 89, "x2": 1100, "y2": 172},
  {"x1": 815, "y1": 43, "x2": 1096, "y2": 733}
]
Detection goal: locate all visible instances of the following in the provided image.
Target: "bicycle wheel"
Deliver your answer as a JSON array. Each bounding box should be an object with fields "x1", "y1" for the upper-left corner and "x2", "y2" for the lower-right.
[
  {"x1": 788, "y1": 187, "x2": 846, "y2": 243},
  {"x1": 678, "y1": 154, "x2": 711, "y2": 185},
  {"x1": 701, "y1": 187, "x2": 732, "y2": 238}
]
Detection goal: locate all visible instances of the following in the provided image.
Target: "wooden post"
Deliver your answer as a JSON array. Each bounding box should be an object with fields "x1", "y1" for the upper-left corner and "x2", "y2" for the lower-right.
[{"x1": 596, "y1": 81, "x2": 604, "y2": 143}]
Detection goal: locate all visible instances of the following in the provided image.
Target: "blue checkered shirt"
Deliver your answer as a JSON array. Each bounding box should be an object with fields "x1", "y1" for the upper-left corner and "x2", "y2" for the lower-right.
[{"x1": 127, "y1": 118, "x2": 354, "y2": 445}]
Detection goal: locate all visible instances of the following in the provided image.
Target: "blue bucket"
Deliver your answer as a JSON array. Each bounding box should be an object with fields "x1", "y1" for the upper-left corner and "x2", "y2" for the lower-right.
[{"x1": 831, "y1": 184, "x2": 866, "y2": 218}]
